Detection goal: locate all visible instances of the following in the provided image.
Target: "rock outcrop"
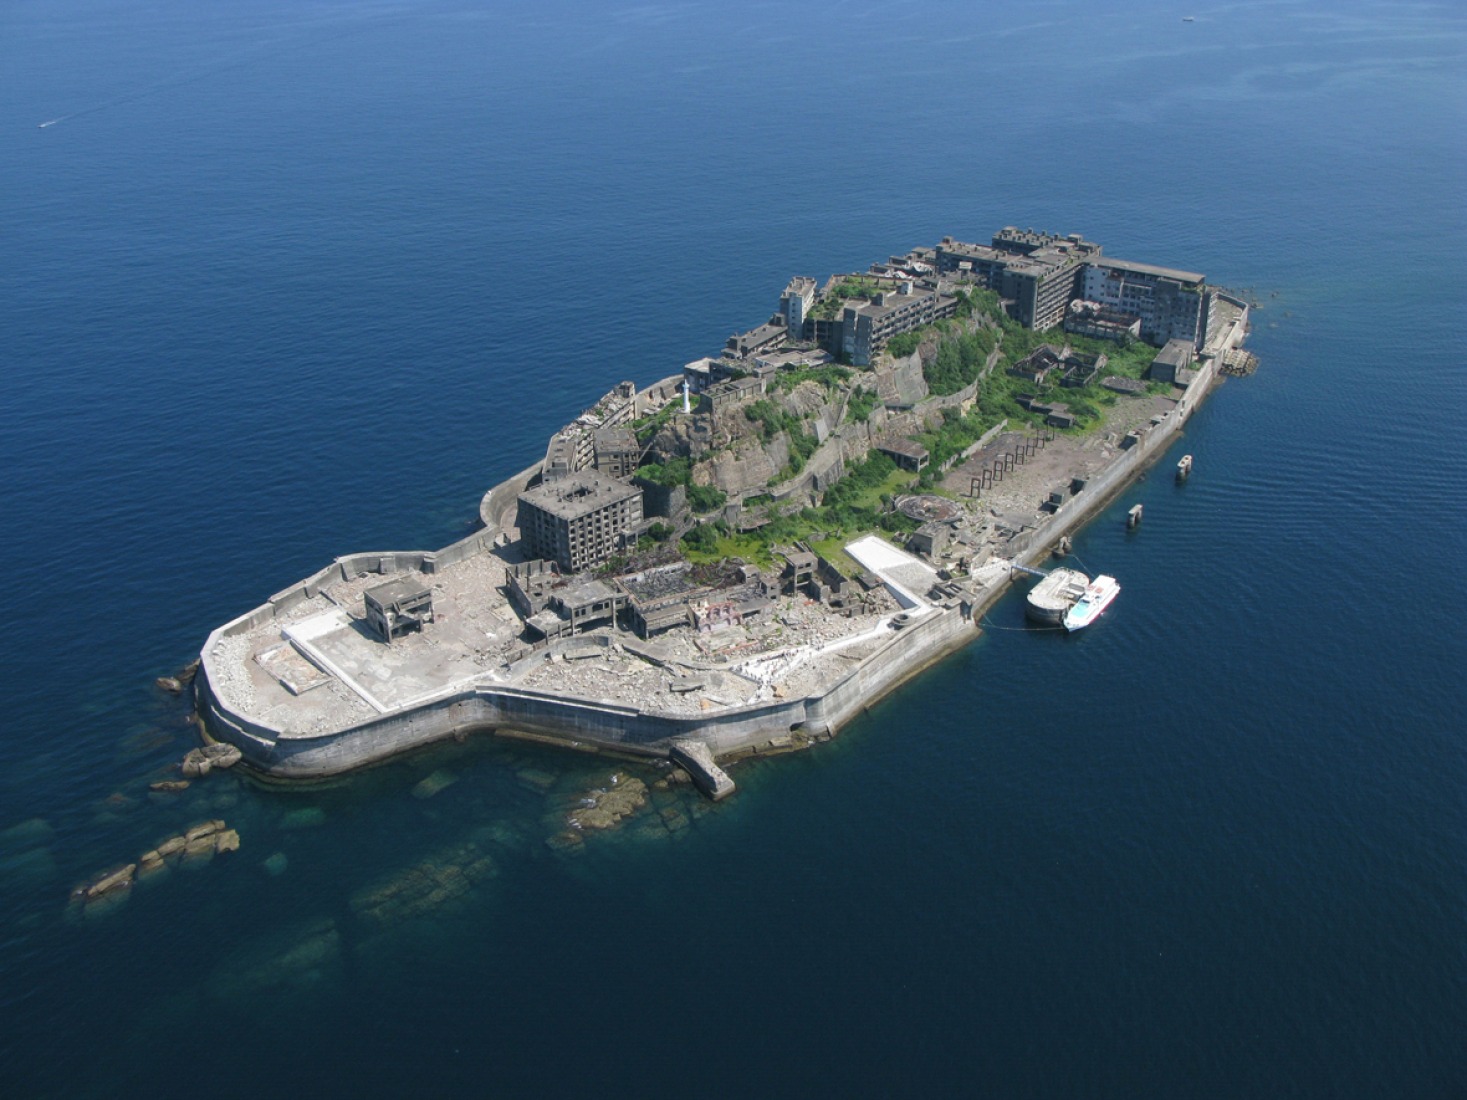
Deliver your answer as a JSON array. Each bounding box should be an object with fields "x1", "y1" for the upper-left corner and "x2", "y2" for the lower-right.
[
  {"x1": 180, "y1": 743, "x2": 243, "y2": 778},
  {"x1": 70, "y1": 820, "x2": 240, "y2": 920}
]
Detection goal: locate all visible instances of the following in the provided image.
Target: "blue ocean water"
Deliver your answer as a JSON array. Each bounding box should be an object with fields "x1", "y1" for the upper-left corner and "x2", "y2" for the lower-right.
[{"x1": 2, "y1": 1, "x2": 1465, "y2": 1095}]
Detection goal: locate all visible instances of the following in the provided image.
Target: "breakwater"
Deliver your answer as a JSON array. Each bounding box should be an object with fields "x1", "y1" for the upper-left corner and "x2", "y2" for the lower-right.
[{"x1": 196, "y1": 356, "x2": 1222, "y2": 788}]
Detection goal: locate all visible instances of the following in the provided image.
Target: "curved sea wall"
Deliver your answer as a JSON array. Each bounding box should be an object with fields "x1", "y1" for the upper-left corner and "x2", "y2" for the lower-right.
[
  {"x1": 197, "y1": 597, "x2": 982, "y2": 779},
  {"x1": 197, "y1": 361, "x2": 1220, "y2": 782}
]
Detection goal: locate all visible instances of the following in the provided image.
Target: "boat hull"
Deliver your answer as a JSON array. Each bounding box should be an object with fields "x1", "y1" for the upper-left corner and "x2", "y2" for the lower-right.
[{"x1": 1063, "y1": 575, "x2": 1120, "y2": 632}]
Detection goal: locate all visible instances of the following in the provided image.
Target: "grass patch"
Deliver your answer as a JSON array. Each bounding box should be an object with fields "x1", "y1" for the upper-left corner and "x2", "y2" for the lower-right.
[{"x1": 808, "y1": 538, "x2": 862, "y2": 577}]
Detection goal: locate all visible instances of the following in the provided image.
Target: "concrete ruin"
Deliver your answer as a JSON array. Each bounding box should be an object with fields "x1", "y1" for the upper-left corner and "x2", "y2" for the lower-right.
[{"x1": 195, "y1": 230, "x2": 1254, "y2": 798}]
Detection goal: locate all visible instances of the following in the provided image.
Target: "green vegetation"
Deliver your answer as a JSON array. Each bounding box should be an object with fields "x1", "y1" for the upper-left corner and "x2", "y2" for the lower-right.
[
  {"x1": 921, "y1": 326, "x2": 1001, "y2": 395},
  {"x1": 807, "y1": 538, "x2": 861, "y2": 578},
  {"x1": 636, "y1": 456, "x2": 726, "y2": 514},
  {"x1": 745, "y1": 398, "x2": 820, "y2": 479},
  {"x1": 635, "y1": 456, "x2": 692, "y2": 487},
  {"x1": 688, "y1": 483, "x2": 727, "y2": 513},
  {"x1": 810, "y1": 275, "x2": 890, "y2": 319},
  {"x1": 630, "y1": 401, "x2": 677, "y2": 445},
  {"x1": 678, "y1": 451, "x2": 917, "y2": 566},
  {"x1": 663, "y1": 285, "x2": 1172, "y2": 567},
  {"x1": 680, "y1": 521, "x2": 777, "y2": 568},
  {"x1": 952, "y1": 286, "x2": 1001, "y2": 320},
  {"x1": 819, "y1": 452, "x2": 913, "y2": 528},
  {"x1": 743, "y1": 398, "x2": 798, "y2": 441},
  {"x1": 885, "y1": 331, "x2": 922, "y2": 359},
  {"x1": 845, "y1": 387, "x2": 880, "y2": 424},
  {"x1": 772, "y1": 364, "x2": 852, "y2": 393}
]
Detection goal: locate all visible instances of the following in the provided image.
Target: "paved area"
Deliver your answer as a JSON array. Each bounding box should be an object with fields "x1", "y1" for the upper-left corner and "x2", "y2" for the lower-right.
[
  {"x1": 208, "y1": 536, "x2": 908, "y2": 736},
  {"x1": 207, "y1": 385, "x2": 1191, "y2": 739}
]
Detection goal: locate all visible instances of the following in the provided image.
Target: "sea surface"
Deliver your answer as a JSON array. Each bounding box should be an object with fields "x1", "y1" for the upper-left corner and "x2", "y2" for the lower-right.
[{"x1": 2, "y1": 1, "x2": 1464, "y2": 1096}]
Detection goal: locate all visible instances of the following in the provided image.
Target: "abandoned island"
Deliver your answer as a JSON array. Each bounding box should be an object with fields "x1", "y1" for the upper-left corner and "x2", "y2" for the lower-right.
[{"x1": 196, "y1": 227, "x2": 1256, "y2": 799}]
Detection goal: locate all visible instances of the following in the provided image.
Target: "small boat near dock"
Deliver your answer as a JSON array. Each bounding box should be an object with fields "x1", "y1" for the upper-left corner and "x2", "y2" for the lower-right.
[{"x1": 1063, "y1": 575, "x2": 1120, "y2": 632}]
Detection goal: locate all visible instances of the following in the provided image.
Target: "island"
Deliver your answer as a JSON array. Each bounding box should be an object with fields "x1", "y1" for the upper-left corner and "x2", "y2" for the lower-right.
[{"x1": 195, "y1": 228, "x2": 1255, "y2": 799}]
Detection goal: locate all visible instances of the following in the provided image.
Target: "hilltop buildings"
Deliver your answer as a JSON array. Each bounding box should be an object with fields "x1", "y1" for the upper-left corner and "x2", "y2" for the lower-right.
[
  {"x1": 516, "y1": 226, "x2": 1229, "y2": 573},
  {"x1": 717, "y1": 226, "x2": 1222, "y2": 372}
]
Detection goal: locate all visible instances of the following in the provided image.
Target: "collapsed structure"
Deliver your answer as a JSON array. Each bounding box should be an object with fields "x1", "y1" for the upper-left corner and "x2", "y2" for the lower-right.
[{"x1": 194, "y1": 227, "x2": 1254, "y2": 799}]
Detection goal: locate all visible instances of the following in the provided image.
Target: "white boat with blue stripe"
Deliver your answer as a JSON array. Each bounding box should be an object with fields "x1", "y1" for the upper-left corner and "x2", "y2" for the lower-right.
[{"x1": 1063, "y1": 574, "x2": 1120, "y2": 632}]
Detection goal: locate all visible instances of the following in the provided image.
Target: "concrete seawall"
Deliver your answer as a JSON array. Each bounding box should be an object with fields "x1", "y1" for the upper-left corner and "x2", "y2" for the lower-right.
[
  {"x1": 197, "y1": 361, "x2": 1220, "y2": 786},
  {"x1": 1006, "y1": 359, "x2": 1217, "y2": 565},
  {"x1": 198, "y1": 593, "x2": 981, "y2": 779}
]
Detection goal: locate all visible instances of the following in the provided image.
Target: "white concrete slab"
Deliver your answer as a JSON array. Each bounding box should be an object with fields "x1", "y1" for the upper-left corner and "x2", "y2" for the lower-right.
[{"x1": 844, "y1": 534, "x2": 939, "y2": 610}]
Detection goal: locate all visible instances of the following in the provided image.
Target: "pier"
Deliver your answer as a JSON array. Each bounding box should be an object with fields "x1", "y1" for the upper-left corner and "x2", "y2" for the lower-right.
[{"x1": 195, "y1": 229, "x2": 1249, "y2": 795}]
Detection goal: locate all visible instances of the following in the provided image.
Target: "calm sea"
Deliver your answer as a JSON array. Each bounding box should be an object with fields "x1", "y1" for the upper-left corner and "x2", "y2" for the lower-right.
[{"x1": 3, "y1": 1, "x2": 1464, "y2": 1096}]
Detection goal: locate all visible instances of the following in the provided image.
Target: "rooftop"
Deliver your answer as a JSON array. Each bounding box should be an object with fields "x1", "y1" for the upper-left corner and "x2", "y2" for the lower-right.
[
  {"x1": 519, "y1": 471, "x2": 641, "y2": 520},
  {"x1": 1091, "y1": 256, "x2": 1205, "y2": 285},
  {"x1": 207, "y1": 537, "x2": 919, "y2": 736},
  {"x1": 364, "y1": 577, "x2": 431, "y2": 607}
]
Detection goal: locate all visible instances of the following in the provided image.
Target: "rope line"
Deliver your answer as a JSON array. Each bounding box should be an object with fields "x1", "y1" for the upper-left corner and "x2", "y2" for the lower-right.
[{"x1": 979, "y1": 615, "x2": 1066, "y2": 633}]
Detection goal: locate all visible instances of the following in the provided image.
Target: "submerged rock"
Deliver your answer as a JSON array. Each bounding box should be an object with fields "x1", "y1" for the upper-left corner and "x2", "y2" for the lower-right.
[
  {"x1": 185, "y1": 820, "x2": 225, "y2": 842},
  {"x1": 179, "y1": 835, "x2": 217, "y2": 869},
  {"x1": 155, "y1": 676, "x2": 184, "y2": 695},
  {"x1": 280, "y1": 807, "x2": 326, "y2": 830},
  {"x1": 263, "y1": 852, "x2": 289, "y2": 877},
  {"x1": 0, "y1": 818, "x2": 55, "y2": 852},
  {"x1": 469, "y1": 822, "x2": 527, "y2": 853},
  {"x1": 155, "y1": 836, "x2": 187, "y2": 860},
  {"x1": 349, "y1": 841, "x2": 496, "y2": 929},
  {"x1": 136, "y1": 852, "x2": 170, "y2": 885},
  {"x1": 85, "y1": 864, "x2": 136, "y2": 899},
  {"x1": 515, "y1": 768, "x2": 557, "y2": 794},
  {"x1": 411, "y1": 770, "x2": 459, "y2": 800},
  {"x1": 208, "y1": 919, "x2": 341, "y2": 1003},
  {"x1": 150, "y1": 780, "x2": 190, "y2": 793},
  {"x1": 180, "y1": 743, "x2": 242, "y2": 778},
  {"x1": 0, "y1": 845, "x2": 58, "y2": 885},
  {"x1": 544, "y1": 830, "x2": 584, "y2": 854}
]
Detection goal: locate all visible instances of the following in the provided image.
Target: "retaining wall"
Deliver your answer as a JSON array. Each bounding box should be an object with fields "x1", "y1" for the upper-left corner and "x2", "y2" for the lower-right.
[
  {"x1": 1007, "y1": 359, "x2": 1216, "y2": 564},
  {"x1": 198, "y1": 596, "x2": 981, "y2": 778},
  {"x1": 198, "y1": 357, "x2": 1218, "y2": 781}
]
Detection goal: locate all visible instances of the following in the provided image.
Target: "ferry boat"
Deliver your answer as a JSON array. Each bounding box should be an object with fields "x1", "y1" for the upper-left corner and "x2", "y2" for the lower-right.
[{"x1": 1063, "y1": 575, "x2": 1120, "y2": 632}]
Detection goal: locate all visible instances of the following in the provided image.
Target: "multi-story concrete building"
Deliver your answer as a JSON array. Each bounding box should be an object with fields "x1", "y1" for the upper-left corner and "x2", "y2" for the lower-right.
[
  {"x1": 935, "y1": 228, "x2": 1101, "y2": 331},
  {"x1": 779, "y1": 276, "x2": 817, "y2": 338},
  {"x1": 592, "y1": 427, "x2": 640, "y2": 478},
  {"x1": 840, "y1": 282, "x2": 958, "y2": 366},
  {"x1": 1064, "y1": 300, "x2": 1143, "y2": 343},
  {"x1": 1081, "y1": 258, "x2": 1213, "y2": 349},
  {"x1": 936, "y1": 229, "x2": 1216, "y2": 347},
  {"x1": 726, "y1": 318, "x2": 788, "y2": 359},
  {"x1": 516, "y1": 472, "x2": 644, "y2": 573}
]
